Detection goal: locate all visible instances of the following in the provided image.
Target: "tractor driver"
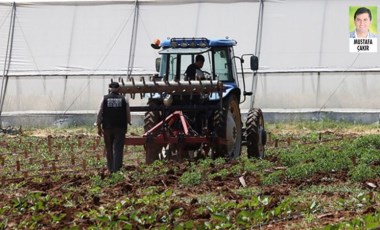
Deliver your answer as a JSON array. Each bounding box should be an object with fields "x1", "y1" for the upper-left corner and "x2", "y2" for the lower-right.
[{"x1": 185, "y1": 54, "x2": 205, "y2": 80}]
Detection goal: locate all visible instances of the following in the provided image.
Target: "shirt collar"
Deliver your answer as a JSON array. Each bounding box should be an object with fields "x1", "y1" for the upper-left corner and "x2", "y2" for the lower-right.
[{"x1": 355, "y1": 31, "x2": 369, "y2": 38}]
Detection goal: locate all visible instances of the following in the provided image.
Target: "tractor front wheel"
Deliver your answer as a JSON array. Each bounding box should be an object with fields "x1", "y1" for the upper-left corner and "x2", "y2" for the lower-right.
[
  {"x1": 144, "y1": 99, "x2": 163, "y2": 164},
  {"x1": 246, "y1": 108, "x2": 266, "y2": 158},
  {"x1": 212, "y1": 95, "x2": 242, "y2": 159}
]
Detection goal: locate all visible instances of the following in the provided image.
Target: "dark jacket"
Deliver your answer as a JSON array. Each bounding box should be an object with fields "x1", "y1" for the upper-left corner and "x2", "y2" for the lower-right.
[
  {"x1": 185, "y1": 63, "x2": 197, "y2": 80},
  {"x1": 101, "y1": 92, "x2": 127, "y2": 129}
]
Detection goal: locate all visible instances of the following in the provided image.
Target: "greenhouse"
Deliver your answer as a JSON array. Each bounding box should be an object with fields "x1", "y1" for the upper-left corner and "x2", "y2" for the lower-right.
[{"x1": 0, "y1": 0, "x2": 379, "y2": 127}]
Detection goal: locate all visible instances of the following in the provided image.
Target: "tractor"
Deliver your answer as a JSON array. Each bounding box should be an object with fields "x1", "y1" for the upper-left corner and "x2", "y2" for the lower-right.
[{"x1": 119, "y1": 37, "x2": 266, "y2": 164}]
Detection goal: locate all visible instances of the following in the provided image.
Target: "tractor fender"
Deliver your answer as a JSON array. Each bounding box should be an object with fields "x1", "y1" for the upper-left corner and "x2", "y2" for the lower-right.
[{"x1": 209, "y1": 82, "x2": 241, "y2": 102}]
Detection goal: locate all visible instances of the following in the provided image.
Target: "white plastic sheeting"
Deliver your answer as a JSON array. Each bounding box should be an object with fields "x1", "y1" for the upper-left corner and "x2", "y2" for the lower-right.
[
  {"x1": 0, "y1": 0, "x2": 380, "y2": 125},
  {"x1": 1, "y1": 3, "x2": 136, "y2": 75},
  {"x1": 1, "y1": 1, "x2": 261, "y2": 75}
]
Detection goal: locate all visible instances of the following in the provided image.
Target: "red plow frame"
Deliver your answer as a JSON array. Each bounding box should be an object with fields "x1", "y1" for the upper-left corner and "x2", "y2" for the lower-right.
[
  {"x1": 125, "y1": 110, "x2": 212, "y2": 161},
  {"x1": 120, "y1": 79, "x2": 223, "y2": 162}
]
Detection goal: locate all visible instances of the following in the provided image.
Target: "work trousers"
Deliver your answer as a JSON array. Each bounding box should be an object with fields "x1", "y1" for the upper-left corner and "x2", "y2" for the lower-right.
[{"x1": 103, "y1": 127, "x2": 127, "y2": 172}]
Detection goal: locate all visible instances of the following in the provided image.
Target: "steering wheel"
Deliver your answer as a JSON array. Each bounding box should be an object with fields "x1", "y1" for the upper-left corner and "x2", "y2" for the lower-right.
[{"x1": 202, "y1": 71, "x2": 212, "y2": 80}]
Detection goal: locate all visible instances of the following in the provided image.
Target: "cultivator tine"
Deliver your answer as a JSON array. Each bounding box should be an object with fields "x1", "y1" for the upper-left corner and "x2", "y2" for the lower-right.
[
  {"x1": 131, "y1": 78, "x2": 136, "y2": 99},
  {"x1": 152, "y1": 76, "x2": 157, "y2": 85},
  {"x1": 117, "y1": 79, "x2": 223, "y2": 96},
  {"x1": 151, "y1": 77, "x2": 157, "y2": 98},
  {"x1": 140, "y1": 77, "x2": 145, "y2": 99}
]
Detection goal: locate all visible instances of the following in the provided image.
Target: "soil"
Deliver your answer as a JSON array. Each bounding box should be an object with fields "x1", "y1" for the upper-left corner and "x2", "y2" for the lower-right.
[{"x1": 1, "y1": 129, "x2": 379, "y2": 229}]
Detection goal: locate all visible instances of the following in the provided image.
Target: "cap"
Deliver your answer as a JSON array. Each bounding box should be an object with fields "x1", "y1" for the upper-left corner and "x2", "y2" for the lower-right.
[{"x1": 109, "y1": 82, "x2": 120, "y2": 88}]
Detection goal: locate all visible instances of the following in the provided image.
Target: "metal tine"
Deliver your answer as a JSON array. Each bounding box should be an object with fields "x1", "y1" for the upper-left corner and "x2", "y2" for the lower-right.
[
  {"x1": 140, "y1": 76, "x2": 145, "y2": 98},
  {"x1": 141, "y1": 76, "x2": 146, "y2": 85},
  {"x1": 149, "y1": 75, "x2": 154, "y2": 97},
  {"x1": 127, "y1": 75, "x2": 132, "y2": 81},
  {"x1": 152, "y1": 75, "x2": 157, "y2": 85},
  {"x1": 120, "y1": 77, "x2": 126, "y2": 96},
  {"x1": 164, "y1": 77, "x2": 170, "y2": 86},
  {"x1": 185, "y1": 79, "x2": 191, "y2": 101},
  {"x1": 130, "y1": 77, "x2": 135, "y2": 99},
  {"x1": 151, "y1": 76, "x2": 156, "y2": 97}
]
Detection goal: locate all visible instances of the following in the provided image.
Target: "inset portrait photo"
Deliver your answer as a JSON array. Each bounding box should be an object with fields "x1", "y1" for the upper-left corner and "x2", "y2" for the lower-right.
[
  {"x1": 349, "y1": 6, "x2": 377, "y2": 52},
  {"x1": 349, "y1": 6, "x2": 377, "y2": 38}
]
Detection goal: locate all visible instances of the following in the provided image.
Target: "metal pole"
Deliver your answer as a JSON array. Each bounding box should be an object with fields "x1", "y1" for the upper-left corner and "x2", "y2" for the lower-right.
[
  {"x1": 250, "y1": 0, "x2": 264, "y2": 109},
  {"x1": 0, "y1": 3, "x2": 16, "y2": 128},
  {"x1": 127, "y1": 0, "x2": 139, "y2": 79}
]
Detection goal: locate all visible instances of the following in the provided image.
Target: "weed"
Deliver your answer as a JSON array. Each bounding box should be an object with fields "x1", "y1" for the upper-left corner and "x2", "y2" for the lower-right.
[
  {"x1": 230, "y1": 164, "x2": 243, "y2": 176},
  {"x1": 315, "y1": 153, "x2": 352, "y2": 173},
  {"x1": 233, "y1": 187, "x2": 262, "y2": 199},
  {"x1": 214, "y1": 157, "x2": 226, "y2": 166},
  {"x1": 286, "y1": 163, "x2": 317, "y2": 180},
  {"x1": 243, "y1": 159, "x2": 274, "y2": 172},
  {"x1": 358, "y1": 149, "x2": 380, "y2": 165},
  {"x1": 303, "y1": 183, "x2": 365, "y2": 194},
  {"x1": 198, "y1": 158, "x2": 214, "y2": 170},
  {"x1": 262, "y1": 170, "x2": 283, "y2": 185},
  {"x1": 277, "y1": 148, "x2": 308, "y2": 167},
  {"x1": 209, "y1": 168, "x2": 230, "y2": 180},
  {"x1": 348, "y1": 164, "x2": 376, "y2": 182},
  {"x1": 352, "y1": 135, "x2": 380, "y2": 149},
  {"x1": 179, "y1": 170, "x2": 202, "y2": 186}
]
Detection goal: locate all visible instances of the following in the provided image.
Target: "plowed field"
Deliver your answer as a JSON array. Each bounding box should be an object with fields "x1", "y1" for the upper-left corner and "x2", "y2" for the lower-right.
[{"x1": 1, "y1": 123, "x2": 380, "y2": 229}]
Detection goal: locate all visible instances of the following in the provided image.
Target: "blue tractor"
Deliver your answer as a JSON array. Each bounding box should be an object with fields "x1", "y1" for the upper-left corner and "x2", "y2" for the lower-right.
[{"x1": 121, "y1": 37, "x2": 266, "y2": 164}]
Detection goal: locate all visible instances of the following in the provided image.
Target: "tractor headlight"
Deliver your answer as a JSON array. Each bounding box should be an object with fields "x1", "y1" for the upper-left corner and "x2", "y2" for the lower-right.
[{"x1": 163, "y1": 94, "x2": 173, "y2": 107}]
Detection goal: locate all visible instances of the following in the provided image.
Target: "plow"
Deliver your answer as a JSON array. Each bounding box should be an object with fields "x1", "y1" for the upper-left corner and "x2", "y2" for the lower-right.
[{"x1": 116, "y1": 37, "x2": 267, "y2": 164}]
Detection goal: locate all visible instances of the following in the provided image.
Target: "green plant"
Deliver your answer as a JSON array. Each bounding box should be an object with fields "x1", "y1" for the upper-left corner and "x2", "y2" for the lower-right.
[
  {"x1": 262, "y1": 170, "x2": 283, "y2": 185},
  {"x1": 349, "y1": 164, "x2": 376, "y2": 182},
  {"x1": 315, "y1": 154, "x2": 352, "y2": 173},
  {"x1": 209, "y1": 168, "x2": 229, "y2": 180},
  {"x1": 286, "y1": 163, "x2": 317, "y2": 180},
  {"x1": 179, "y1": 170, "x2": 202, "y2": 186},
  {"x1": 352, "y1": 135, "x2": 380, "y2": 149}
]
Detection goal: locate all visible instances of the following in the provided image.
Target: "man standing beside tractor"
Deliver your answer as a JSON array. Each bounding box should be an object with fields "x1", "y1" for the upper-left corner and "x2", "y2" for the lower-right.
[{"x1": 96, "y1": 82, "x2": 131, "y2": 173}]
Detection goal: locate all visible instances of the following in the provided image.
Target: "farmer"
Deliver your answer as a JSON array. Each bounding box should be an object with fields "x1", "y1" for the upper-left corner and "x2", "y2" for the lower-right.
[
  {"x1": 96, "y1": 82, "x2": 131, "y2": 173},
  {"x1": 185, "y1": 54, "x2": 205, "y2": 80}
]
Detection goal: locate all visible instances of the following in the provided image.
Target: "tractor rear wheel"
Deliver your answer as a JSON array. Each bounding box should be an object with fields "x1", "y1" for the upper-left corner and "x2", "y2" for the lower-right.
[
  {"x1": 144, "y1": 99, "x2": 163, "y2": 164},
  {"x1": 212, "y1": 95, "x2": 242, "y2": 159},
  {"x1": 246, "y1": 108, "x2": 266, "y2": 158}
]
